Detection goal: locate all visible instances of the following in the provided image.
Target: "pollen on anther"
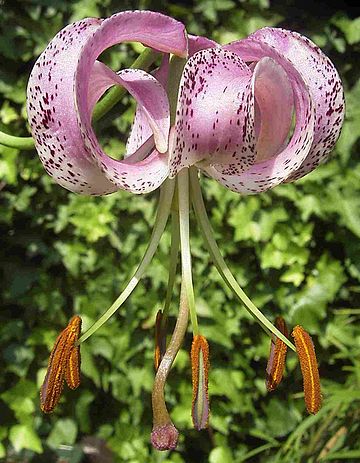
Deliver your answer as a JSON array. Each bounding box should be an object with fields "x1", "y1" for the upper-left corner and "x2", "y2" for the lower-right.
[
  {"x1": 292, "y1": 325, "x2": 322, "y2": 414},
  {"x1": 266, "y1": 316, "x2": 288, "y2": 392},
  {"x1": 191, "y1": 335, "x2": 210, "y2": 430},
  {"x1": 40, "y1": 316, "x2": 82, "y2": 413}
]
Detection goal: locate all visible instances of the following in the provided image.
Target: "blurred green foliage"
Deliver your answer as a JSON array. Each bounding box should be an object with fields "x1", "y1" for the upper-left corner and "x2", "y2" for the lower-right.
[{"x1": 0, "y1": 0, "x2": 360, "y2": 462}]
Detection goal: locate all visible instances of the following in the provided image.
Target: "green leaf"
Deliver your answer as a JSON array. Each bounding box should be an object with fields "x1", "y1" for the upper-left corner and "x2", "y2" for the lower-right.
[
  {"x1": 47, "y1": 418, "x2": 78, "y2": 449},
  {"x1": 9, "y1": 424, "x2": 42, "y2": 453},
  {"x1": 332, "y1": 15, "x2": 360, "y2": 45},
  {"x1": 1, "y1": 380, "x2": 36, "y2": 420},
  {"x1": 209, "y1": 446, "x2": 233, "y2": 463}
]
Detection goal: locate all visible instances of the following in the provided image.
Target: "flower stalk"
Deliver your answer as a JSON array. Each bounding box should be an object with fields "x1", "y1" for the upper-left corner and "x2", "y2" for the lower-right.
[{"x1": 0, "y1": 130, "x2": 34, "y2": 150}]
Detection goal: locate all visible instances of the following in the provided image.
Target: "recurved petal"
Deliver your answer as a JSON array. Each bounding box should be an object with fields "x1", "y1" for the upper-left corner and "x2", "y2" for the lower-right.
[
  {"x1": 231, "y1": 28, "x2": 345, "y2": 181},
  {"x1": 87, "y1": 61, "x2": 170, "y2": 153},
  {"x1": 27, "y1": 11, "x2": 187, "y2": 195},
  {"x1": 169, "y1": 48, "x2": 257, "y2": 177},
  {"x1": 126, "y1": 55, "x2": 169, "y2": 158},
  {"x1": 202, "y1": 39, "x2": 315, "y2": 194}
]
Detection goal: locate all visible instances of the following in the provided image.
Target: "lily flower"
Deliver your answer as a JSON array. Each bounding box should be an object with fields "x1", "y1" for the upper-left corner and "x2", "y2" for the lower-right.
[{"x1": 26, "y1": 10, "x2": 344, "y2": 450}]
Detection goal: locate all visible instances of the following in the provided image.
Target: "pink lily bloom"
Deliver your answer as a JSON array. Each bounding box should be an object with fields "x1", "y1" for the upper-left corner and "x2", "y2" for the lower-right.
[
  {"x1": 27, "y1": 10, "x2": 345, "y2": 451},
  {"x1": 27, "y1": 11, "x2": 344, "y2": 197}
]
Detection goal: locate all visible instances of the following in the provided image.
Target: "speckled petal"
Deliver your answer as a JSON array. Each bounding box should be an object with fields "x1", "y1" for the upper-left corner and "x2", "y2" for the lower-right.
[
  {"x1": 202, "y1": 39, "x2": 315, "y2": 194},
  {"x1": 126, "y1": 35, "x2": 218, "y2": 158},
  {"x1": 230, "y1": 28, "x2": 345, "y2": 181},
  {"x1": 27, "y1": 11, "x2": 187, "y2": 195},
  {"x1": 169, "y1": 48, "x2": 257, "y2": 177}
]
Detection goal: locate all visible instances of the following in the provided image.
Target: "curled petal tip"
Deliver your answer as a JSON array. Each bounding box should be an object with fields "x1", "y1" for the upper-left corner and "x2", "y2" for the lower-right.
[{"x1": 151, "y1": 423, "x2": 179, "y2": 451}]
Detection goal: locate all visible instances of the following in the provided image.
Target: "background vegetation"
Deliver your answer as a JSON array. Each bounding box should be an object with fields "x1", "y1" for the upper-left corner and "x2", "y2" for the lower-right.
[{"x1": 0, "y1": 0, "x2": 359, "y2": 462}]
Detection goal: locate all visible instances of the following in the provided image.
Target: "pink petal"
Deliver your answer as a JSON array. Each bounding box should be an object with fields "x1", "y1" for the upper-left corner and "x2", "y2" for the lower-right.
[
  {"x1": 169, "y1": 48, "x2": 257, "y2": 177},
  {"x1": 188, "y1": 34, "x2": 219, "y2": 55},
  {"x1": 87, "y1": 61, "x2": 170, "y2": 153},
  {"x1": 126, "y1": 35, "x2": 218, "y2": 158},
  {"x1": 253, "y1": 57, "x2": 294, "y2": 162},
  {"x1": 27, "y1": 11, "x2": 187, "y2": 195},
  {"x1": 202, "y1": 39, "x2": 315, "y2": 194},
  {"x1": 231, "y1": 28, "x2": 345, "y2": 181},
  {"x1": 126, "y1": 55, "x2": 169, "y2": 158}
]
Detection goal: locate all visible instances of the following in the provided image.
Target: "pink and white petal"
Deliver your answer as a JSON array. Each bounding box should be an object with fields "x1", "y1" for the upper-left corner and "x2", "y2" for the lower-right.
[
  {"x1": 27, "y1": 12, "x2": 187, "y2": 195},
  {"x1": 105, "y1": 66, "x2": 170, "y2": 153},
  {"x1": 87, "y1": 59, "x2": 171, "y2": 153},
  {"x1": 203, "y1": 40, "x2": 315, "y2": 194},
  {"x1": 188, "y1": 34, "x2": 219, "y2": 55},
  {"x1": 74, "y1": 11, "x2": 189, "y2": 192},
  {"x1": 234, "y1": 28, "x2": 345, "y2": 180},
  {"x1": 253, "y1": 57, "x2": 294, "y2": 162},
  {"x1": 126, "y1": 55, "x2": 169, "y2": 157},
  {"x1": 125, "y1": 105, "x2": 153, "y2": 158},
  {"x1": 169, "y1": 48, "x2": 257, "y2": 177},
  {"x1": 27, "y1": 18, "x2": 116, "y2": 195},
  {"x1": 126, "y1": 36, "x2": 218, "y2": 158}
]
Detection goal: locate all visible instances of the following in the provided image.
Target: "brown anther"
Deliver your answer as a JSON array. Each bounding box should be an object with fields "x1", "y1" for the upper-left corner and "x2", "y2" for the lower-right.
[
  {"x1": 191, "y1": 334, "x2": 210, "y2": 430},
  {"x1": 292, "y1": 325, "x2": 322, "y2": 414},
  {"x1": 40, "y1": 315, "x2": 82, "y2": 413},
  {"x1": 266, "y1": 316, "x2": 288, "y2": 391},
  {"x1": 65, "y1": 343, "x2": 81, "y2": 390}
]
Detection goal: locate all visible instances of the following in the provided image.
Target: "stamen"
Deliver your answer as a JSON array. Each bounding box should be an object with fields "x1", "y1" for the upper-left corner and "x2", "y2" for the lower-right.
[
  {"x1": 40, "y1": 316, "x2": 81, "y2": 413},
  {"x1": 189, "y1": 167, "x2": 296, "y2": 352},
  {"x1": 292, "y1": 325, "x2": 322, "y2": 414},
  {"x1": 77, "y1": 179, "x2": 175, "y2": 344},
  {"x1": 266, "y1": 316, "x2": 288, "y2": 391},
  {"x1": 191, "y1": 335, "x2": 210, "y2": 430}
]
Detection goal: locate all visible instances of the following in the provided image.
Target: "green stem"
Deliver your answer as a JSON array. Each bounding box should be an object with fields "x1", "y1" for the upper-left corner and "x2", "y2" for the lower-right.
[
  {"x1": 189, "y1": 167, "x2": 296, "y2": 352},
  {"x1": 92, "y1": 48, "x2": 159, "y2": 122},
  {"x1": 78, "y1": 178, "x2": 175, "y2": 343},
  {"x1": 178, "y1": 168, "x2": 199, "y2": 335},
  {"x1": 0, "y1": 130, "x2": 34, "y2": 150}
]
